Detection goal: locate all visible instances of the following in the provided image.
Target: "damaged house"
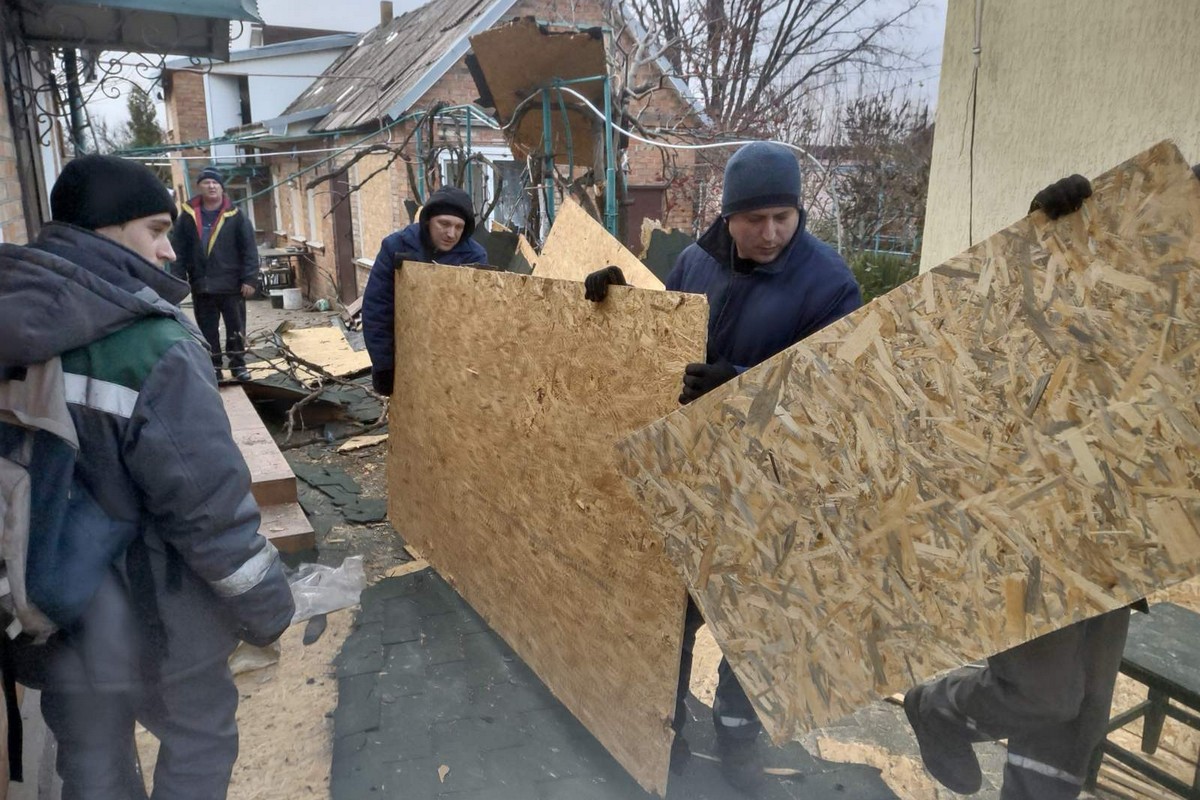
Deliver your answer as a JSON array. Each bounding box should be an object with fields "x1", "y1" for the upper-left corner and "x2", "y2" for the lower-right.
[{"x1": 235, "y1": 0, "x2": 707, "y2": 303}]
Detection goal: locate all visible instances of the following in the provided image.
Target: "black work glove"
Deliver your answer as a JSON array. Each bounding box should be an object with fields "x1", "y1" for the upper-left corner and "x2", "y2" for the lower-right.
[
  {"x1": 392, "y1": 251, "x2": 423, "y2": 269},
  {"x1": 372, "y1": 368, "x2": 394, "y2": 396},
  {"x1": 1029, "y1": 174, "x2": 1092, "y2": 220},
  {"x1": 679, "y1": 360, "x2": 738, "y2": 405},
  {"x1": 584, "y1": 265, "x2": 628, "y2": 302}
]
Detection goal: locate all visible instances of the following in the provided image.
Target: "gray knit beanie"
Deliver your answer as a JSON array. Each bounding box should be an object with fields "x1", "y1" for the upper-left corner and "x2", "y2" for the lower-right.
[{"x1": 721, "y1": 142, "x2": 801, "y2": 216}]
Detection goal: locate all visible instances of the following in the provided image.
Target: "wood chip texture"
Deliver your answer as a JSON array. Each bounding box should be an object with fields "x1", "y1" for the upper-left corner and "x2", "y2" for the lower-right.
[
  {"x1": 534, "y1": 197, "x2": 665, "y2": 290},
  {"x1": 615, "y1": 141, "x2": 1200, "y2": 743},
  {"x1": 281, "y1": 325, "x2": 372, "y2": 377},
  {"x1": 387, "y1": 262, "x2": 707, "y2": 794}
]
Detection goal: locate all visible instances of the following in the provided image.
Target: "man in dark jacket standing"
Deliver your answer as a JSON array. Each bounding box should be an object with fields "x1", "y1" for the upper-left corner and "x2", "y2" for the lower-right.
[
  {"x1": 0, "y1": 155, "x2": 294, "y2": 800},
  {"x1": 171, "y1": 167, "x2": 259, "y2": 381},
  {"x1": 362, "y1": 185, "x2": 488, "y2": 396},
  {"x1": 586, "y1": 141, "x2": 861, "y2": 793}
]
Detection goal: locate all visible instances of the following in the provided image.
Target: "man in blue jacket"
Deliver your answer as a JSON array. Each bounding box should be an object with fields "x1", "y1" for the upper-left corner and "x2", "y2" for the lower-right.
[
  {"x1": 362, "y1": 186, "x2": 488, "y2": 395},
  {"x1": 587, "y1": 141, "x2": 861, "y2": 793},
  {"x1": 0, "y1": 155, "x2": 294, "y2": 799}
]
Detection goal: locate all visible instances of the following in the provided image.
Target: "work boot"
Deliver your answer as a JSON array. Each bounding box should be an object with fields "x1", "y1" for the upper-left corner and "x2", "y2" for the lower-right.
[
  {"x1": 904, "y1": 684, "x2": 982, "y2": 795},
  {"x1": 715, "y1": 727, "x2": 766, "y2": 795}
]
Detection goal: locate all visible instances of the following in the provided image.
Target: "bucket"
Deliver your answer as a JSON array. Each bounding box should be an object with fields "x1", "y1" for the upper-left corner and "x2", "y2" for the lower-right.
[
  {"x1": 269, "y1": 289, "x2": 284, "y2": 309},
  {"x1": 281, "y1": 288, "x2": 303, "y2": 310}
]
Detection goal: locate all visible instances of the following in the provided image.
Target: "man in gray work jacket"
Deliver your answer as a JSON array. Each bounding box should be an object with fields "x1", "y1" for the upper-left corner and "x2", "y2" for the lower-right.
[{"x1": 0, "y1": 155, "x2": 294, "y2": 800}]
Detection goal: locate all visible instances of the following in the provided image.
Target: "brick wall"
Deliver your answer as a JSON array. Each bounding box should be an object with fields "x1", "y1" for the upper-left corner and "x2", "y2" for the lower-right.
[
  {"x1": 0, "y1": 76, "x2": 27, "y2": 244},
  {"x1": 163, "y1": 70, "x2": 211, "y2": 198},
  {"x1": 265, "y1": 154, "x2": 347, "y2": 302}
]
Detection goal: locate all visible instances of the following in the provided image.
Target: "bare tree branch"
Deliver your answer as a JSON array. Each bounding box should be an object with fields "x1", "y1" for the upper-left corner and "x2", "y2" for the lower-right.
[{"x1": 620, "y1": 0, "x2": 924, "y2": 137}]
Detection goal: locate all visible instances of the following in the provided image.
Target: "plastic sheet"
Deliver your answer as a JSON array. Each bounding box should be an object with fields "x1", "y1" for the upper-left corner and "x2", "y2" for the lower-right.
[{"x1": 289, "y1": 555, "x2": 365, "y2": 624}]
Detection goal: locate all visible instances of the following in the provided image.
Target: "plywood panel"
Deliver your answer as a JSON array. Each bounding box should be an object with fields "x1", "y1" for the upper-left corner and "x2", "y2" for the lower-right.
[
  {"x1": 280, "y1": 325, "x2": 372, "y2": 378},
  {"x1": 615, "y1": 141, "x2": 1200, "y2": 743},
  {"x1": 468, "y1": 18, "x2": 607, "y2": 161},
  {"x1": 534, "y1": 197, "x2": 664, "y2": 290},
  {"x1": 387, "y1": 263, "x2": 707, "y2": 794}
]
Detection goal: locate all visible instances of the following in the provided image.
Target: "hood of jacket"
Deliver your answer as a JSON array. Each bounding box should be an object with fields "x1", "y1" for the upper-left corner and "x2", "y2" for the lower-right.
[
  {"x1": 0, "y1": 222, "x2": 192, "y2": 367},
  {"x1": 419, "y1": 186, "x2": 477, "y2": 250}
]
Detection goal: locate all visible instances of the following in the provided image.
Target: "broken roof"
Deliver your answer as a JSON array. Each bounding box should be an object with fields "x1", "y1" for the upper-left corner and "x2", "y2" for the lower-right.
[{"x1": 281, "y1": 0, "x2": 518, "y2": 133}]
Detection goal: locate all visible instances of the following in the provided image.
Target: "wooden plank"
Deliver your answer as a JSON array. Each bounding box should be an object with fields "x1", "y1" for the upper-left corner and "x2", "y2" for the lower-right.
[
  {"x1": 220, "y1": 386, "x2": 314, "y2": 552},
  {"x1": 534, "y1": 197, "x2": 664, "y2": 290},
  {"x1": 614, "y1": 141, "x2": 1200, "y2": 744},
  {"x1": 258, "y1": 501, "x2": 315, "y2": 553},
  {"x1": 388, "y1": 262, "x2": 707, "y2": 795},
  {"x1": 228, "y1": 424, "x2": 296, "y2": 506}
]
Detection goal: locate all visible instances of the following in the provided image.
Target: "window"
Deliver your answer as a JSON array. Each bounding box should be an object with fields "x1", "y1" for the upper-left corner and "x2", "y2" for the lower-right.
[
  {"x1": 437, "y1": 146, "x2": 527, "y2": 232},
  {"x1": 306, "y1": 187, "x2": 320, "y2": 245},
  {"x1": 290, "y1": 183, "x2": 303, "y2": 238},
  {"x1": 237, "y1": 76, "x2": 252, "y2": 126},
  {"x1": 272, "y1": 184, "x2": 283, "y2": 232}
]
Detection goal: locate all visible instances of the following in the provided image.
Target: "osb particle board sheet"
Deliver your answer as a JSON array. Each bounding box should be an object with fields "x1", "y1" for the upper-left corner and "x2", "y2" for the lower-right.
[
  {"x1": 615, "y1": 141, "x2": 1200, "y2": 743},
  {"x1": 468, "y1": 18, "x2": 607, "y2": 160},
  {"x1": 514, "y1": 233, "x2": 539, "y2": 273},
  {"x1": 281, "y1": 325, "x2": 372, "y2": 378},
  {"x1": 387, "y1": 262, "x2": 707, "y2": 794},
  {"x1": 534, "y1": 197, "x2": 664, "y2": 290}
]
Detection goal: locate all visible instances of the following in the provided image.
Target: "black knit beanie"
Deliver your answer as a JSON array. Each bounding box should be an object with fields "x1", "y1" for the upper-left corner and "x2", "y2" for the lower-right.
[
  {"x1": 197, "y1": 166, "x2": 225, "y2": 187},
  {"x1": 721, "y1": 142, "x2": 801, "y2": 216},
  {"x1": 420, "y1": 186, "x2": 476, "y2": 238},
  {"x1": 51, "y1": 154, "x2": 176, "y2": 230}
]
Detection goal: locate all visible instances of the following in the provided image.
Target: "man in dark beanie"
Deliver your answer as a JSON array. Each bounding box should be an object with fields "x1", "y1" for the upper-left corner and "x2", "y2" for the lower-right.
[
  {"x1": 0, "y1": 153, "x2": 293, "y2": 799},
  {"x1": 586, "y1": 140, "x2": 860, "y2": 794},
  {"x1": 362, "y1": 185, "x2": 488, "y2": 395},
  {"x1": 170, "y1": 165, "x2": 259, "y2": 381}
]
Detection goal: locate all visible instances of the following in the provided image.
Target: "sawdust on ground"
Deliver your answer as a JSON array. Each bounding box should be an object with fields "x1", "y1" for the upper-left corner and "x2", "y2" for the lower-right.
[{"x1": 136, "y1": 609, "x2": 354, "y2": 799}]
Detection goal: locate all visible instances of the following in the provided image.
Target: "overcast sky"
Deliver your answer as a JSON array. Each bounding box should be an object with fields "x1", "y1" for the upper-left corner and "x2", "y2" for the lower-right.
[{"x1": 89, "y1": 0, "x2": 948, "y2": 137}]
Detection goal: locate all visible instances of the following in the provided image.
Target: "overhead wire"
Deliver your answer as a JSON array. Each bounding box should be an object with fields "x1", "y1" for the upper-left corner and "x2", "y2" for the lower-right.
[{"x1": 553, "y1": 85, "x2": 845, "y2": 252}]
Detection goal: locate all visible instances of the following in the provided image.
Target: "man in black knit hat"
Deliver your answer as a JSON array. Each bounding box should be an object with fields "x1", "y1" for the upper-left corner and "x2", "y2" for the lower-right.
[
  {"x1": 362, "y1": 185, "x2": 488, "y2": 396},
  {"x1": 170, "y1": 166, "x2": 259, "y2": 381},
  {"x1": 0, "y1": 154, "x2": 293, "y2": 799}
]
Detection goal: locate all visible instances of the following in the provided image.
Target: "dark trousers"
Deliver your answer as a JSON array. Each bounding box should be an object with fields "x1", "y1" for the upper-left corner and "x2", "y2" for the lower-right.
[
  {"x1": 920, "y1": 608, "x2": 1130, "y2": 800},
  {"x1": 675, "y1": 597, "x2": 761, "y2": 741},
  {"x1": 41, "y1": 663, "x2": 240, "y2": 800},
  {"x1": 193, "y1": 293, "x2": 247, "y2": 370}
]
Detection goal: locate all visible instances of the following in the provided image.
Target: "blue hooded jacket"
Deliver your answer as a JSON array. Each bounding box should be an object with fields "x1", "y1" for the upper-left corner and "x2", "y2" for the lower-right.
[
  {"x1": 362, "y1": 222, "x2": 488, "y2": 372},
  {"x1": 666, "y1": 211, "x2": 861, "y2": 369}
]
